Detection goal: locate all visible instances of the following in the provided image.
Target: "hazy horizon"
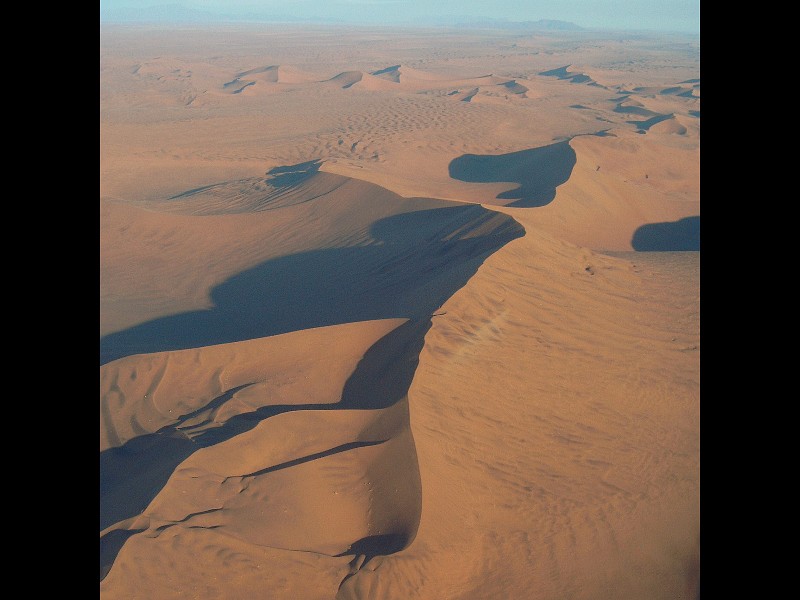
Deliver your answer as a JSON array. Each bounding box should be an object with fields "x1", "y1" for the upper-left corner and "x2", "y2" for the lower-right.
[{"x1": 99, "y1": 0, "x2": 701, "y2": 34}]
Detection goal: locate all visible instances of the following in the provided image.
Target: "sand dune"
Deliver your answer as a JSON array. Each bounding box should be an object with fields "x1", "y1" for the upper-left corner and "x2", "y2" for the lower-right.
[
  {"x1": 327, "y1": 70, "x2": 365, "y2": 89},
  {"x1": 627, "y1": 112, "x2": 676, "y2": 131},
  {"x1": 370, "y1": 65, "x2": 403, "y2": 82},
  {"x1": 515, "y1": 129, "x2": 699, "y2": 251},
  {"x1": 338, "y1": 227, "x2": 699, "y2": 599},
  {"x1": 539, "y1": 64, "x2": 604, "y2": 88},
  {"x1": 648, "y1": 115, "x2": 689, "y2": 136},
  {"x1": 613, "y1": 97, "x2": 660, "y2": 117},
  {"x1": 325, "y1": 64, "x2": 520, "y2": 98},
  {"x1": 221, "y1": 65, "x2": 319, "y2": 93},
  {"x1": 100, "y1": 24, "x2": 699, "y2": 599},
  {"x1": 240, "y1": 65, "x2": 318, "y2": 83},
  {"x1": 100, "y1": 165, "x2": 522, "y2": 364}
]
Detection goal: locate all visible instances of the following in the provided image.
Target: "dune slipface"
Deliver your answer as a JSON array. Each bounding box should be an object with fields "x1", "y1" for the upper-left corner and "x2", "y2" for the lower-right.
[{"x1": 101, "y1": 24, "x2": 699, "y2": 600}]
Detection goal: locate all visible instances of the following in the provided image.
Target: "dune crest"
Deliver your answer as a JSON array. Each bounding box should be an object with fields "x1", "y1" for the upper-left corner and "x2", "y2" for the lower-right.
[
  {"x1": 539, "y1": 64, "x2": 604, "y2": 87},
  {"x1": 222, "y1": 64, "x2": 319, "y2": 92}
]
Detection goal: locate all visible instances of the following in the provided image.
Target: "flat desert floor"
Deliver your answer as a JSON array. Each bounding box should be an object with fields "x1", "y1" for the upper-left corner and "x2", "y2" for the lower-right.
[{"x1": 100, "y1": 24, "x2": 700, "y2": 600}]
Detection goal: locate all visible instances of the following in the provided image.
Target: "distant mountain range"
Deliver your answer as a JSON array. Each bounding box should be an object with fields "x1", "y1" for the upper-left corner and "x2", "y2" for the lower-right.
[
  {"x1": 99, "y1": 4, "x2": 582, "y2": 30},
  {"x1": 438, "y1": 18, "x2": 583, "y2": 31},
  {"x1": 100, "y1": 3, "x2": 219, "y2": 23}
]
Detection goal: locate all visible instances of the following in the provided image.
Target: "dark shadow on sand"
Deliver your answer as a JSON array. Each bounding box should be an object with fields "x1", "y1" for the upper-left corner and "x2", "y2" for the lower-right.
[
  {"x1": 100, "y1": 528, "x2": 145, "y2": 582},
  {"x1": 335, "y1": 533, "x2": 409, "y2": 591},
  {"x1": 631, "y1": 216, "x2": 700, "y2": 251},
  {"x1": 99, "y1": 202, "x2": 524, "y2": 575},
  {"x1": 627, "y1": 113, "x2": 674, "y2": 131},
  {"x1": 614, "y1": 104, "x2": 658, "y2": 117},
  {"x1": 100, "y1": 205, "x2": 522, "y2": 365},
  {"x1": 539, "y1": 65, "x2": 592, "y2": 84},
  {"x1": 337, "y1": 533, "x2": 407, "y2": 562},
  {"x1": 99, "y1": 318, "x2": 432, "y2": 578},
  {"x1": 168, "y1": 159, "x2": 322, "y2": 201},
  {"x1": 448, "y1": 141, "x2": 576, "y2": 208},
  {"x1": 262, "y1": 159, "x2": 322, "y2": 187}
]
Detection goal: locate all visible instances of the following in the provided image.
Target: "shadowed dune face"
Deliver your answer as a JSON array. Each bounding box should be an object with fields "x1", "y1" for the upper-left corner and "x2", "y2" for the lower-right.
[
  {"x1": 539, "y1": 65, "x2": 596, "y2": 85},
  {"x1": 100, "y1": 318, "x2": 430, "y2": 580},
  {"x1": 100, "y1": 200, "x2": 523, "y2": 365},
  {"x1": 448, "y1": 141, "x2": 577, "y2": 208},
  {"x1": 99, "y1": 168, "x2": 523, "y2": 582},
  {"x1": 628, "y1": 113, "x2": 675, "y2": 132},
  {"x1": 632, "y1": 216, "x2": 700, "y2": 251}
]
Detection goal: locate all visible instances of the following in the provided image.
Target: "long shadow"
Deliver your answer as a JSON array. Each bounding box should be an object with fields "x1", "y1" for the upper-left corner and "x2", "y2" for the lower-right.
[
  {"x1": 100, "y1": 205, "x2": 523, "y2": 365},
  {"x1": 539, "y1": 65, "x2": 593, "y2": 84},
  {"x1": 448, "y1": 141, "x2": 577, "y2": 208},
  {"x1": 99, "y1": 318, "x2": 432, "y2": 578},
  {"x1": 631, "y1": 216, "x2": 700, "y2": 251},
  {"x1": 614, "y1": 104, "x2": 659, "y2": 117},
  {"x1": 100, "y1": 198, "x2": 523, "y2": 575},
  {"x1": 100, "y1": 528, "x2": 145, "y2": 582},
  {"x1": 99, "y1": 384, "x2": 251, "y2": 532},
  {"x1": 627, "y1": 113, "x2": 675, "y2": 131}
]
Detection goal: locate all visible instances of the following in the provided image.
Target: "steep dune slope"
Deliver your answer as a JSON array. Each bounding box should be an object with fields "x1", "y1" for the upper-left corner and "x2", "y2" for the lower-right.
[
  {"x1": 100, "y1": 168, "x2": 525, "y2": 595},
  {"x1": 338, "y1": 226, "x2": 700, "y2": 600}
]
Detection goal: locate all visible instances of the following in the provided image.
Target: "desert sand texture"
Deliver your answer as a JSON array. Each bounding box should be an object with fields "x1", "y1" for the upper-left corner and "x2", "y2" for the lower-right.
[{"x1": 100, "y1": 24, "x2": 699, "y2": 600}]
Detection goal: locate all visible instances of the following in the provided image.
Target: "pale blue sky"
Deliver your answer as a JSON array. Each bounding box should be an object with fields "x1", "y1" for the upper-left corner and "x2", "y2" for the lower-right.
[{"x1": 99, "y1": 1, "x2": 700, "y2": 33}]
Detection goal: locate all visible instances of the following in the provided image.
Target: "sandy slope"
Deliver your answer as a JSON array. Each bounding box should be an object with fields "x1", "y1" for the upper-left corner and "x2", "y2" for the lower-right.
[
  {"x1": 100, "y1": 24, "x2": 699, "y2": 599},
  {"x1": 337, "y1": 224, "x2": 699, "y2": 600}
]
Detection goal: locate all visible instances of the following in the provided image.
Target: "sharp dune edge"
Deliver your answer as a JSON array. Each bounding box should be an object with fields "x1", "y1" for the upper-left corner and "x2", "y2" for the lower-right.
[{"x1": 100, "y1": 25, "x2": 699, "y2": 599}]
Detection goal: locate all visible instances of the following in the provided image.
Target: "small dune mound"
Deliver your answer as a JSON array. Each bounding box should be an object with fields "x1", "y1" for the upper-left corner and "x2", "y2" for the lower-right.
[
  {"x1": 370, "y1": 65, "x2": 402, "y2": 83},
  {"x1": 325, "y1": 69, "x2": 422, "y2": 91},
  {"x1": 626, "y1": 112, "x2": 675, "y2": 132},
  {"x1": 500, "y1": 80, "x2": 529, "y2": 95},
  {"x1": 237, "y1": 65, "x2": 281, "y2": 82},
  {"x1": 221, "y1": 65, "x2": 317, "y2": 93},
  {"x1": 630, "y1": 83, "x2": 698, "y2": 98},
  {"x1": 366, "y1": 65, "x2": 510, "y2": 93},
  {"x1": 148, "y1": 161, "x2": 345, "y2": 215},
  {"x1": 388, "y1": 65, "x2": 445, "y2": 82},
  {"x1": 326, "y1": 71, "x2": 364, "y2": 89},
  {"x1": 221, "y1": 78, "x2": 255, "y2": 94},
  {"x1": 369, "y1": 64, "x2": 447, "y2": 84},
  {"x1": 539, "y1": 65, "x2": 600, "y2": 86},
  {"x1": 648, "y1": 115, "x2": 687, "y2": 135},
  {"x1": 357, "y1": 72, "x2": 402, "y2": 91},
  {"x1": 237, "y1": 65, "x2": 316, "y2": 84},
  {"x1": 457, "y1": 88, "x2": 480, "y2": 102},
  {"x1": 613, "y1": 98, "x2": 658, "y2": 117}
]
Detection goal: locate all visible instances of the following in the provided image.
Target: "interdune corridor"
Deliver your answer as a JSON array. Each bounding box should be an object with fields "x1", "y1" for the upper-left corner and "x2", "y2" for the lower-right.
[{"x1": 100, "y1": 24, "x2": 699, "y2": 600}]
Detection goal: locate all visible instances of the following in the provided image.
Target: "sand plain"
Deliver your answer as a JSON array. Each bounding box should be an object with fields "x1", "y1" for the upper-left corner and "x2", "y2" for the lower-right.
[{"x1": 100, "y1": 23, "x2": 699, "y2": 599}]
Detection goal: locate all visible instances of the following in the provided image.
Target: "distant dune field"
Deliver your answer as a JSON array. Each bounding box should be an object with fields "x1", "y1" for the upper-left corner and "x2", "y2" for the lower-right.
[{"x1": 100, "y1": 24, "x2": 699, "y2": 599}]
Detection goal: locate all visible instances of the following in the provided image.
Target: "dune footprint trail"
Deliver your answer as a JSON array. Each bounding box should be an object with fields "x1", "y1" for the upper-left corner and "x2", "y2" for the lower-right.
[{"x1": 99, "y1": 163, "x2": 525, "y2": 596}]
